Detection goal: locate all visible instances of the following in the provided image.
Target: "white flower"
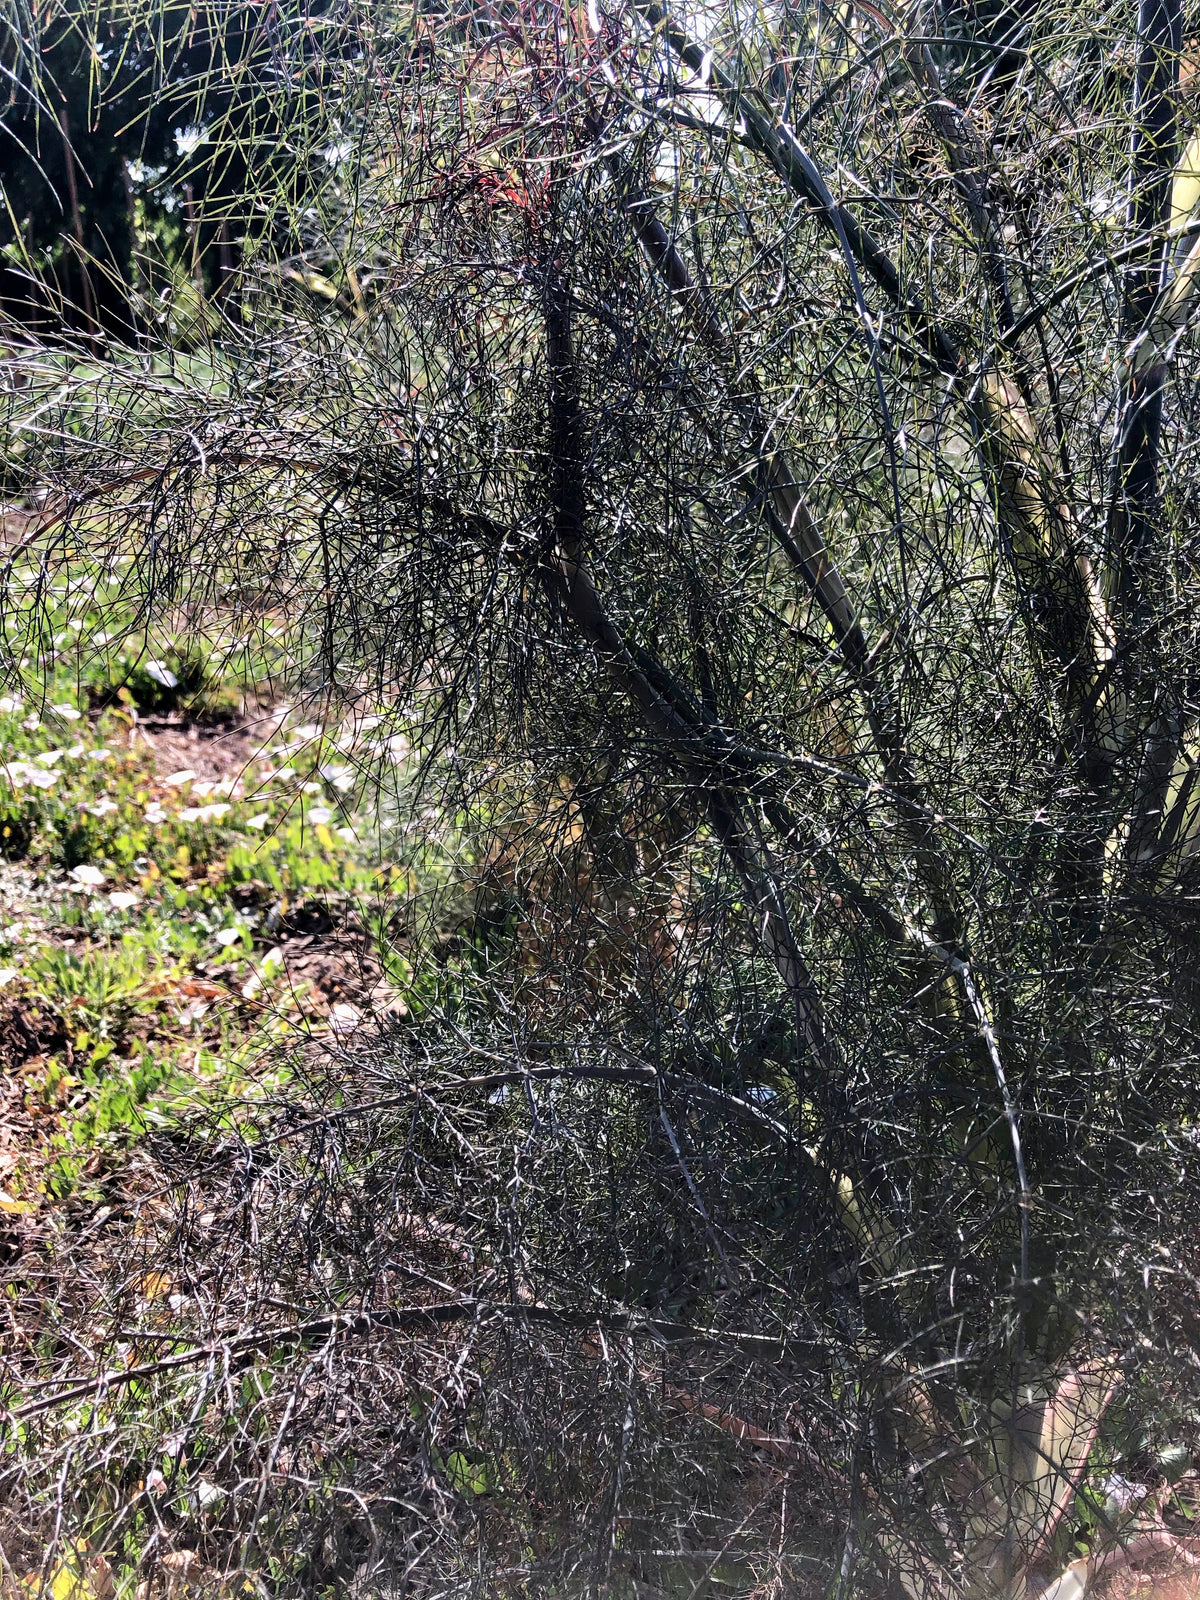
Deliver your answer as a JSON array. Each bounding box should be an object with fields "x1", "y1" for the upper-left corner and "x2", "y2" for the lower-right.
[
  {"x1": 194, "y1": 1479, "x2": 224, "y2": 1511},
  {"x1": 34, "y1": 749, "x2": 64, "y2": 767},
  {"x1": 162, "y1": 769, "x2": 196, "y2": 787},
  {"x1": 88, "y1": 799, "x2": 119, "y2": 817},
  {"x1": 144, "y1": 660, "x2": 178, "y2": 688},
  {"x1": 336, "y1": 826, "x2": 356, "y2": 844},
  {"x1": 0, "y1": 696, "x2": 22, "y2": 714},
  {"x1": 108, "y1": 891, "x2": 139, "y2": 910},
  {"x1": 20, "y1": 715, "x2": 39, "y2": 731},
  {"x1": 319, "y1": 763, "x2": 355, "y2": 793},
  {"x1": 302, "y1": 781, "x2": 323, "y2": 795},
  {"x1": 329, "y1": 1003, "x2": 362, "y2": 1034},
  {"x1": 190, "y1": 778, "x2": 215, "y2": 798},
  {"x1": 0, "y1": 966, "x2": 18, "y2": 987},
  {"x1": 66, "y1": 743, "x2": 85, "y2": 758},
  {"x1": 174, "y1": 123, "x2": 208, "y2": 158},
  {"x1": 87, "y1": 748, "x2": 112, "y2": 762},
  {"x1": 51, "y1": 703, "x2": 82, "y2": 721},
  {"x1": 215, "y1": 926, "x2": 242, "y2": 947},
  {"x1": 179, "y1": 803, "x2": 230, "y2": 823},
  {"x1": 144, "y1": 803, "x2": 168, "y2": 824},
  {"x1": 241, "y1": 973, "x2": 262, "y2": 999},
  {"x1": 1103, "y1": 1475, "x2": 1149, "y2": 1513},
  {"x1": 308, "y1": 806, "x2": 333, "y2": 825},
  {"x1": 262, "y1": 946, "x2": 284, "y2": 971},
  {"x1": 69, "y1": 864, "x2": 106, "y2": 887},
  {"x1": 244, "y1": 812, "x2": 271, "y2": 830}
]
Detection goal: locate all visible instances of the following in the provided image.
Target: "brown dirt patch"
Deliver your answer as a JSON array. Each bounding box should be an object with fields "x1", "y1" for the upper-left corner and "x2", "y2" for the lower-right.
[
  {"x1": 130, "y1": 706, "x2": 286, "y2": 784},
  {"x1": 1094, "y1": 1553, "x2": 1200, "y2": 1600}
]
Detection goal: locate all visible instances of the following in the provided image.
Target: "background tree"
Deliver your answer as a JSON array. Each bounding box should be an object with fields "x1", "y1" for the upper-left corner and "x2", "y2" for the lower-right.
[{"x1": 0, "y1": 0, "x2": 345, "y2": 344}]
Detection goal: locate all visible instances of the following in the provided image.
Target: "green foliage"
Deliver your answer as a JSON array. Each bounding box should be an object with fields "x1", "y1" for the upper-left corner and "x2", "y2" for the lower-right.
[{"x1": 0, "y1": 595, "x2": 440, "y2": 1208}]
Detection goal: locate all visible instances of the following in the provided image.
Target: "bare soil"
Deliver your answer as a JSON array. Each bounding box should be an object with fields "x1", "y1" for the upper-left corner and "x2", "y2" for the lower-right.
[
  {"x1": 1096, "y1": 1554, "x2": 1200, "y2": 1600},
  {"x1": 129, "y1": 705, "x2": 283, "y2": 783}
]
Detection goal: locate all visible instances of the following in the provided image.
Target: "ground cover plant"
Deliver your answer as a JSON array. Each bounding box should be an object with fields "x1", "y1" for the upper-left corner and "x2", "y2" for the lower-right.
[
  {"x1": 0, "y1": 582, "x2": 430, "y2": 1198},
  {"x1": 7, "y1": 0, "x2": 1200, "y2": 1595}
]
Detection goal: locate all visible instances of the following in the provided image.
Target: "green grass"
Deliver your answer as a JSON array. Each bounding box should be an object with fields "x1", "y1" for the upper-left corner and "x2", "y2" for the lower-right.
[{"x1": 0, "y1": 578, "x2": 425, "y2": 1208}]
